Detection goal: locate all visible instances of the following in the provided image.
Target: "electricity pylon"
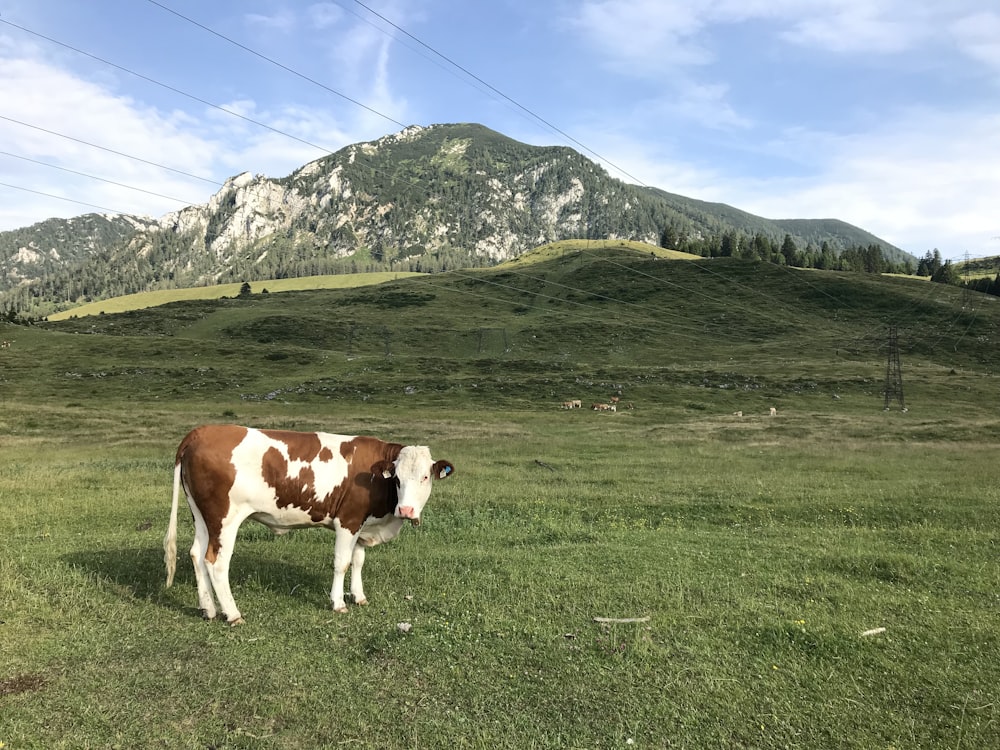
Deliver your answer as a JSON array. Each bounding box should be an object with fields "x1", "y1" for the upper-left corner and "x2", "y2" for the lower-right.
[{"x1": 883, "y1": 325, "x2": 906, "y2": 411}]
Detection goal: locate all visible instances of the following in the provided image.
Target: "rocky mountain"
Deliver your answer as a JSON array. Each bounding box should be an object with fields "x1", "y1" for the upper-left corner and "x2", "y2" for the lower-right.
[{"x1": 0, "y1": 122, "x2": 909, "y2": 316}]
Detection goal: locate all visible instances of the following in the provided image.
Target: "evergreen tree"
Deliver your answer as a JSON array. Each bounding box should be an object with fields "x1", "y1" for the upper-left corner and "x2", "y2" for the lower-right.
[
  {"x1": 931, "y1": 261, "x2": 960, "y2": 285},
  {"x1": 780, "y1": 234, "x2": 799, "y2": 266},
  {"x1": 918, "y1": 249, "x2": 944, "y2": 277},
  {"x1": 817, "y1": 241, "x2": 836, "y2": 270},
  {"x1": 660, "y1": 224, "x2": 678, "y2": 250},
  {"x1": 719, "y1": 231, "x2": 739, "y2": 258},
  {"x1": 749, "y1": 233, "x2": 771, "y2": 261}
]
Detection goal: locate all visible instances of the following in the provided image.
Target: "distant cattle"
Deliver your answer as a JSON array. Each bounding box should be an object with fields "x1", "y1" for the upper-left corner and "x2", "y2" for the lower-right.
[
  {"x1": 560, "y1": 399, "x2": 583, "y2": 409},
  {"x1": 593, "y1": 403, "x2": 616, "y2": 412},
  {"x1": 164, "y1": 424, "x2": 454, "y2": 624},
  {"x1": 769, "y1": 407, "x2": 777, "y2": 417},
  {"x1": 0, "y1": 340, "x2": 10, "y2": 349},
  {"x1": 733, "y1": 411, "x2": 743, "y2": 417}
]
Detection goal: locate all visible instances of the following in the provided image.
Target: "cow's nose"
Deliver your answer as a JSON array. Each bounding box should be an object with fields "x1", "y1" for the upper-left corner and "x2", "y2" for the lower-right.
[{"x1": 397, "y1": 505, "x2": 417, "y2": 519}]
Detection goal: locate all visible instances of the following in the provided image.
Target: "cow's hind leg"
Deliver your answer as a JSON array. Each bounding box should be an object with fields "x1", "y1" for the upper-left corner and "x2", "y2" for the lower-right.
[
  {"x1": 205, "y1": 517, "x2": 247, "y2": 625},
  {"x1": 188, "y1": 511, "x2": 218, "y2": 620}
]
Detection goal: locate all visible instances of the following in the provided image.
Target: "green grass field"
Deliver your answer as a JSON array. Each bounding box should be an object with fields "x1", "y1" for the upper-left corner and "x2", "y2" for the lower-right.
[
  {"x1": 45, "y1": 272, "x2": 423, "y2": 321},
  {"x1": 2, "y1": 249, "x2": 998, "y2": 748}
]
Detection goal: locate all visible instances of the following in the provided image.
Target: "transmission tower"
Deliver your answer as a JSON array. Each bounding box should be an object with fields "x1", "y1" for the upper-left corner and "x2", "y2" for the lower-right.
[
  {"x1": 883, "y1": 325, "x2": 906, "y2": 411},
  {"x1": 961, "y1": 251, "x2": 973, "y2": 309}
]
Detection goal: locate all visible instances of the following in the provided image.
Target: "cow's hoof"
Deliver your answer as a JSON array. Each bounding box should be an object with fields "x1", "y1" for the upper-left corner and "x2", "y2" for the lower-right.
[
  {"x1": 333, "y1": 605, "x2": 349, "y2": 614},
  {"x1": 356, "y1": 598, "x2": 368, "y2": 607},
  {"x1": 228, "y1": 616, "x2": 245, "y2": 626},
  {"x1": 201, "y1": 610, "x2": 217, "y2": 621}
]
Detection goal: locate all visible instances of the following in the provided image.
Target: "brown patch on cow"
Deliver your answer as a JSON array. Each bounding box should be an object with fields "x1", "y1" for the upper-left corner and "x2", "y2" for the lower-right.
[
  {"x1": 319, "y1": 446, "x2": 334, "y2": 462},
  {"x1": 176, "y1": 425, "x2": 248, "y2": 563},
  {"x1": 0, "y1": 673, "x2": 47, "y2": 696},
  {"x1": 261, "y1": 429, "x2": 324, "y2": 463},
  {"x1": 329, "y1": 437, "x2": 404, "y2": 534}
]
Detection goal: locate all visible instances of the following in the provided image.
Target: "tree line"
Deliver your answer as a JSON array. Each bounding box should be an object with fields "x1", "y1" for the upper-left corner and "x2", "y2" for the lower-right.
[
  {"x1": 665, "y1": 230, "x2": 1000, "y2": 298},
  {"x1": 663, "y1": 226, "x2": 917, "y2": 275}
]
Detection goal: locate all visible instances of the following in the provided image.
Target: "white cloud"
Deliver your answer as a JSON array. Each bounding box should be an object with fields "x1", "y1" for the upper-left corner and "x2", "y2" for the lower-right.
[
  {"x1": 570, "y1": 2, "x2": 986, "y2": 76},
  {"x1": 1, "y1": 55, "x2": 215, "y2": 179},
  {"x1": 570, "y1": 0, "x2": 712, "y2": 69},
  {"x1": 0, "y1": 45, "x2": 357, "y2": 228},
  {"x1": 950, "y1": 12, "x2": 1000, "y2": 74},
  {"x1": 770, "y1": 0, "x2": 940, "y2": 54},
  {"x1": 664, "y1": 81, "x2": 752, "y2": 130},
  {"x1": 307, "y1": 3, "x2": 345, "y2": 30},
  {"x1": 245, "y1": 9, "x2": 297, "y2": 34}
]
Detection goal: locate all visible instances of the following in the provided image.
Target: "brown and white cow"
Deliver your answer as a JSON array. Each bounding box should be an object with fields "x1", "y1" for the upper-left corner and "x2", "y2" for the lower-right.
[{"x1": 164, "y1": 424, "x2": 454, "y2": 624}]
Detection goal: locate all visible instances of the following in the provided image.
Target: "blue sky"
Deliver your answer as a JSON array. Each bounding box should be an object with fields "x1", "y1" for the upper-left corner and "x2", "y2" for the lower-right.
[{"x1": 1, "y1": 0, "x2": 998, "y2": 261}]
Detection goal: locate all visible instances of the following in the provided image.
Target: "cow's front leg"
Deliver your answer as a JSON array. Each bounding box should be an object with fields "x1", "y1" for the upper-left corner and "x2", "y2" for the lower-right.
[
  {"x1": 350, "y1": 542, "x2": 368, "y2": 606},
  {"x1": 331, "y1": 525, "x2": 359, "y2": 613}
]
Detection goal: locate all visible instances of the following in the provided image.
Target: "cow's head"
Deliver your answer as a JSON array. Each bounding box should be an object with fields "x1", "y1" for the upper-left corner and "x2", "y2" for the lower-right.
[{"x1": 372, "y1": 446, "x2": 454, "y2": 525}]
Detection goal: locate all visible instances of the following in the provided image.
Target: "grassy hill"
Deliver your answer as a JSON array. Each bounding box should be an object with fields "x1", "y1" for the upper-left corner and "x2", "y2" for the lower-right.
[
  {"x1": 498, "y1": 238, "x2": 701, "y2": 266},
  {"x1": 42, "y1": 241, "x2": 693, "y2": 321},
  {"x1": 45, "y1": 271, "x2": 423, "y2": 321},
  {"x1": 956, "y1": 253, "x2": 1000, "y2": 279},
  {"x1": 6, "y1": 247, "x2": 996, "y2": 412}
]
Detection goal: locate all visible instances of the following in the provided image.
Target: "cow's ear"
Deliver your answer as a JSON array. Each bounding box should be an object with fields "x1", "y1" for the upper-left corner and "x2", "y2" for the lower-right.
[
  {"x1": 371, "y1": 460, "x2": 395, "y2": 479},
  {"x1": 432, "y1": 460, "x2": 454, "y2": 480}
]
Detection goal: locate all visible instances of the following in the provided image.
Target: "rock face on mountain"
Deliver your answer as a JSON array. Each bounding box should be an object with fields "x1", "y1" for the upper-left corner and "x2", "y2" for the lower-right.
[{"x1": 1, "y1": 123, "x2": 907, "y2": 313}]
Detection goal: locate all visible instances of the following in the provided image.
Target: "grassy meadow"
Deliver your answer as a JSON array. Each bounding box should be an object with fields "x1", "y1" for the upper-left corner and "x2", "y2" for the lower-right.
[
  {"x1": 2, "y1": 248, "x2": 999, "y2": 749},
  {"x1": 45, "y1": 272, "x2": 424, "y2": 321}
]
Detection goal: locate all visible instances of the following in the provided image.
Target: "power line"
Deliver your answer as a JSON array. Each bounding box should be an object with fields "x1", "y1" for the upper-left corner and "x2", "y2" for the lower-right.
[
  {"x1": 0, "y1": 18, "x2": 440, "y2": 219},
  {"x1": 0, "y1": 181, "x2": 131, "y2": 216},
  {"x1": 0, "y1": 114, "x2": 220, "y2": 185},
  {"x1": 144, "y1": 0, "x2": 407, "y2": 129},
  {"x1": 0, "y1": 151, "x2": 201, "y2": 206},
  {"x1": 147, "y1": 0, "x2": 648, "y2": 187},
  {"x1": 0, "y1": 18, "x2": 337, "y2": 157},
  {"x1": 344, "y1": 0, "x2": 650, "y2": 187}
]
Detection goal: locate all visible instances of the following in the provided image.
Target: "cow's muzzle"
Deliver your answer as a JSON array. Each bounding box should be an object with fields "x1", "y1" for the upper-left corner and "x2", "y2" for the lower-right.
[{"x1": 397, "y1": 506, "x2": 420, "y2": 525}]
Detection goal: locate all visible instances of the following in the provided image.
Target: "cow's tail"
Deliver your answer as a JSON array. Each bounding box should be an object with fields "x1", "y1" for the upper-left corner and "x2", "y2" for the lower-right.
[{"x1": 164, "y1": 459, "x2": 182, "y2": 587}]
